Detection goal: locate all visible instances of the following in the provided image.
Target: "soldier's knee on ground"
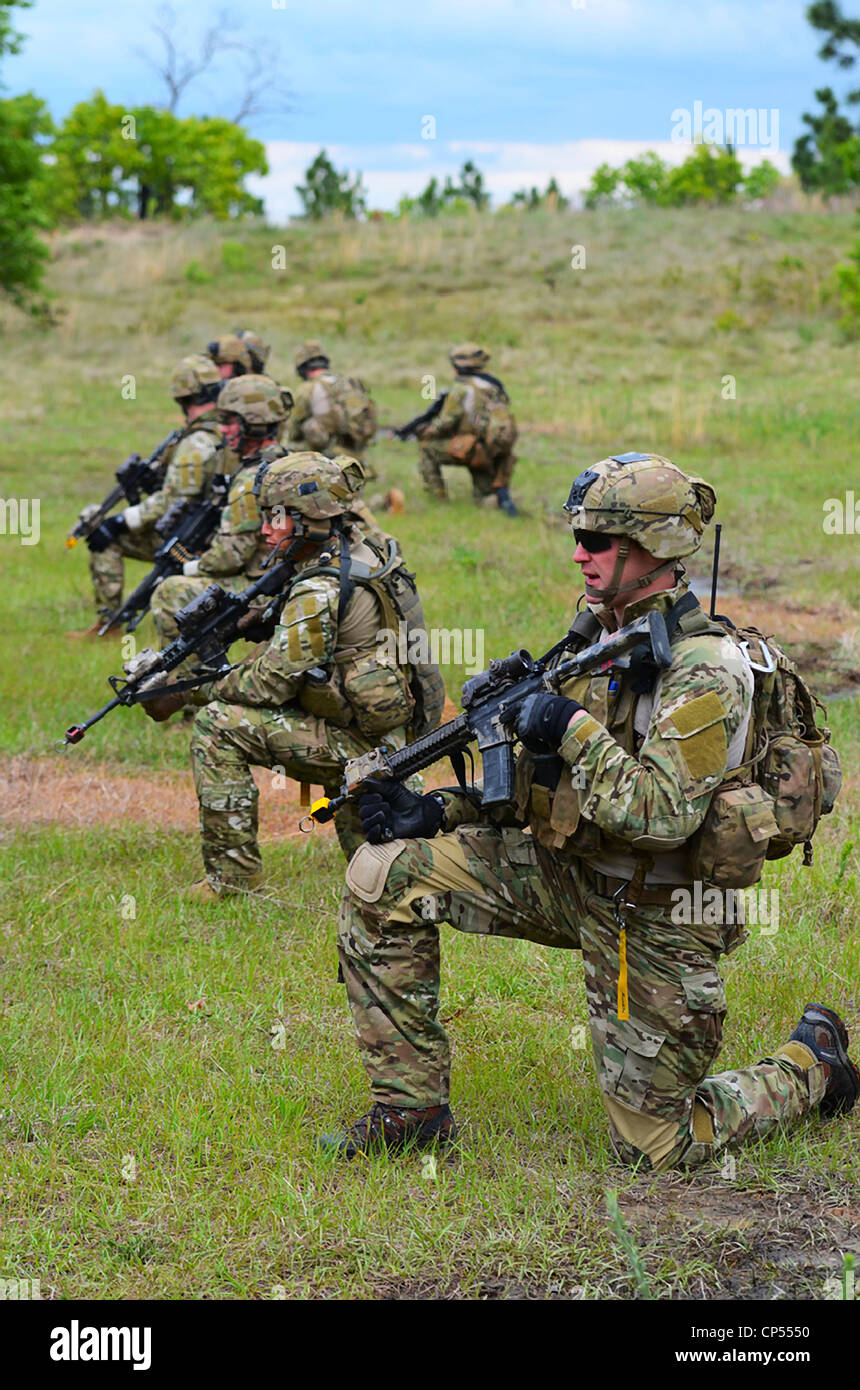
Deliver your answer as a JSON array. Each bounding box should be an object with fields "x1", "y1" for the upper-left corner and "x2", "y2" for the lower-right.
[{"x1": 605, "y1": 1095, "x2": 716, "y2": 1171}]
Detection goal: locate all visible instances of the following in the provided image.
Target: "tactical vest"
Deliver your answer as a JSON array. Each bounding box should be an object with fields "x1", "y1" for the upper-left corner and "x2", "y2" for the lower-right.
[
  {"x1": 518, "y1": 595, "x2": 841, "y2": 890},
  {"x1": 292, "y1": 537, "x2": 444, "y2": 740},
  {"x1": 459, "y1": 374, "x2": 517, "y2": 458},
  {"x1": 512, "y1": 602, "x2": 730, "y2": 861}
]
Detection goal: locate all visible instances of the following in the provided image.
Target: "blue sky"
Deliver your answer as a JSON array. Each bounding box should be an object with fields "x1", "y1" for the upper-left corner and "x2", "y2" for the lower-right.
[{"x1": 5, "y1": 0, "x2": 846, "y2": 217}]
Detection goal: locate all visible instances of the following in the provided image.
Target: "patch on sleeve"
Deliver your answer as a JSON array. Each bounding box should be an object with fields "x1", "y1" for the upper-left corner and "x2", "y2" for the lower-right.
[
  {"x1": 566, "y1": 715, "x2": 601, "y2": 745},
  {"x1": 658, "y1": 691, "x2": 727, "y2": 782}
]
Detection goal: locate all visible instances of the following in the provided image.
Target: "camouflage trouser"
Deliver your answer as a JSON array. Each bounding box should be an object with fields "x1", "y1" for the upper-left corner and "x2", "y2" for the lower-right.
[
  {"x1": 417, "y1": 445, "x2": 515, "y2": 502},
  {"x1": 190, "y1": 701, "x2": 407, "y2": 886},
  {"x1": 89, "y1": 528, "x2": 160, "y2": 614},
  {"x1": 338, "y1": 824, "x2": 825, "y2": 1170}
]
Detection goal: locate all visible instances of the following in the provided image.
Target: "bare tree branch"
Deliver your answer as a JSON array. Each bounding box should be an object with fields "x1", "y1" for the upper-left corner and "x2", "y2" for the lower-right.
[{"x1": 134, "y1": 5, "x2": 290, "y2": 122}]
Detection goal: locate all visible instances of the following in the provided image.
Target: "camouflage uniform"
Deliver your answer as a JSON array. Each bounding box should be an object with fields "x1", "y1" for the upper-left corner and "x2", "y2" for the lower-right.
[
  {"x1": 289, "y1": 341, "x2": 377, "y2": 475},
  {"x1": 417, "y1": 344, "x2": 517, "y2": 502},
  {"x1": 335, "y1": 455, "x2": 828, "y2": 1169},
  {"x1": 149, "y1": 446, "x2": 278, "y2": 651},
  {"x1": 185, "y1": 455, "x2": 419, "y2": 890},
  {"x1": 89, "y1": 417, "x2": 224, "y2": 614},
  {"x1": 88, "y1": 355, "x2": 225, "y2": 618}
]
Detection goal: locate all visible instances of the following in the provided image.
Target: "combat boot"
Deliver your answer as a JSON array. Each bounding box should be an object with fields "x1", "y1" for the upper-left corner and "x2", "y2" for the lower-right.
[
  {"x1": 186, "y1": 873, "x2": 264, "y2": 903},
  {"x1": 495, "y1": 486, "x2": 519, "y2": 517},
  {"x1": 318, "y1": 1102, "x2": 458, "y2": 1159},
  {"x1": 786, "y1": 1003, "x2": 860, "y2": 1117}
]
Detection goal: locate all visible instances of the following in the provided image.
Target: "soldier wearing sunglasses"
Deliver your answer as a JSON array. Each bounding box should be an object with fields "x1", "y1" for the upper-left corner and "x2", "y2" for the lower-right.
[{"x1": 320, "y1": 451, "x2": 858, "y2": 1165}]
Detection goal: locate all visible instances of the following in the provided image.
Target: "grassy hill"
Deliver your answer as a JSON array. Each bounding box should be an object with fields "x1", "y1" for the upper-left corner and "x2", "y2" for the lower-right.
[{"x1": 0, "y1": 207, "x2": 857, "y2": 1300}]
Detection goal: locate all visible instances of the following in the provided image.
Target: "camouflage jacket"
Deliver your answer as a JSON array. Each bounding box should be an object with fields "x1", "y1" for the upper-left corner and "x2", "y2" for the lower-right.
[
  {"x1": 443, "y1": 582, "x2": 754, "y2": 881},
  {"x1": 188, "y1": 532, "x2": 414, "y2": 736},
  {"x1": 197, "y1": 443, "x2": 283, "y2": 581},
  {"x1": 132, "y1": 416, "x2": 224, "y2": 531},
  {"x1": 418, "y1": 374, "x2": 510, "y2": 444}
]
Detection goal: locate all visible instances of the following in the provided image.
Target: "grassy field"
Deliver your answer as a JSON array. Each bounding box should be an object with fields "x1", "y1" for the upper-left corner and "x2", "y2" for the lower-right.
[{"x1": 0, "y1": 207, "x2": 858, "y2": 1300}]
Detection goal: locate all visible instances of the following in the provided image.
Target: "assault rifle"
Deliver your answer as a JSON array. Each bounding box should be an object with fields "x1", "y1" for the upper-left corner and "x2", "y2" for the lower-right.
[
  {"x1": 65, "y1": 429, "x2": 183, "y2": 548},
  {"x1": 97, "y1": 476, "x2": 230, "y2": 636},
  {"x1": 58, "y1": 542, "x2": 302, "y2": 749},
  {"x1": 309, "y1": 610, "x2": 672, "y2": 826},
  {"x1": 381, "y1": 392, "x2": 448, "y2": 441}
]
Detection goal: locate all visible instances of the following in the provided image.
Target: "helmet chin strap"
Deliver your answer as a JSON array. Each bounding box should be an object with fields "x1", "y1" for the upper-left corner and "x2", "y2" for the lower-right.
[{"x1": 584, "y1": 536, "x2": 681, "y2": 606}]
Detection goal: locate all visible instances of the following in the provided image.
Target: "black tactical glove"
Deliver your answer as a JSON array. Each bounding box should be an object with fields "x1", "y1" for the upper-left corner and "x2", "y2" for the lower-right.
[
  {"x1": 86, "y1": 514, "x2": 128, "y2": 552},
  {"x1": 495, "y1": 486, "x2": 519, "y2": 517},
  {"x1": 359, "y1": 778, "x2": 445, "y2": 844},
  {"x1": 500, "y1": 692, "x2": 584, "y2": 753}
]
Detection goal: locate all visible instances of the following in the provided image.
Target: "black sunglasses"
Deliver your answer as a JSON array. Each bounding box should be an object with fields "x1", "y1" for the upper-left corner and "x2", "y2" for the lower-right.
[{"x1": 573, "y1": 529, "x2": 616, "y2": 553}]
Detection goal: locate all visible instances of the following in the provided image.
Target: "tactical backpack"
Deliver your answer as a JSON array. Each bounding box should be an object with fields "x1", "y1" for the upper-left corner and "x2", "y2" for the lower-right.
[
  {"x1": 327, "y1": 375, "x2": 378, "y2": 451},
  {"x1": 670, "y1": 601, "x2": 843, "y2": 888},
  {"x1": 463, "y1": 377, "x2": 517, "y2": 459},
  {"x1": 296, "y1": 539, "x2": 445, "y2": 740}
]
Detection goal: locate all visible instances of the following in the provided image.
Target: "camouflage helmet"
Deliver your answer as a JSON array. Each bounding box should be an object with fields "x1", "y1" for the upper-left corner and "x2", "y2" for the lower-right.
[
  {"x1": 256, "y1": 451, "x2": 360, "y2": 521},
  {"x1": 235, "y1": 328, "x2": 270, "y2": 373},
  {"x1": 294, "y1": 339, "x2": 330, "y2": 373},
  {"x1": 563, "y1": 452, "x2": 716, "y2": 560},
  {"x1": 450, "y1": 342, "x2": 490, "y2": 371},
  {"x1": 207, "y1": 333, "x2": 253, "y2": 373},
  {"x1": 170, "y1": 353, "x2": 223, "y2": 405},
  {"x1": 217, "y1": 374, "x2": 293, "y2": 431}
]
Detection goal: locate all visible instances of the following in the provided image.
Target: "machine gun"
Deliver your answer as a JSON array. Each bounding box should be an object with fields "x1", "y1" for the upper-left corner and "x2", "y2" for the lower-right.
[
  {"x1": 97, "y1": 476, "x2": 231, "y2": 636},
  {"x1": 65, "y1": 429, "x2": 183, "y2": 548},
  {"x1": 308, "y1": 610, "x2": 672, "y2": 826},
  {"x1": 58, "y1": 542, "x2": 303, "y2": 749},
  {"x1": 381, "y1": 392, "x2": 448, "y2": 441}
]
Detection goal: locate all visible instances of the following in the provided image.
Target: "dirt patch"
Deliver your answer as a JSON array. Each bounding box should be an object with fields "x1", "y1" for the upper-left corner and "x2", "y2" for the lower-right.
[
  {"x1": 0, "y1": 754, "x2": 307, "y2": 838},
  {"x1": 0, "y1": 698, "x2": 463, "y2": 834},
  {"x1": 693, "y1": 585, "x2": 860, "y2": 697},
  {"x1": 616, "y1": 1172, "x2": 860, "y2": 1300}
]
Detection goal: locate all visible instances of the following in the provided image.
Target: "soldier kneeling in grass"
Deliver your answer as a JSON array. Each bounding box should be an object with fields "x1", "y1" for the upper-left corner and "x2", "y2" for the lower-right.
[{"x1": 321, "y1": 452, "x2": 858, "y2": 1163}]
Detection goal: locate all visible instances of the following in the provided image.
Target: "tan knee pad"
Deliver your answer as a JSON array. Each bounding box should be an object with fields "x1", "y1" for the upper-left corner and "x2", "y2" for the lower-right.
[{"x1": 345, "y1": 840, "x2": 408, "y2": 903}]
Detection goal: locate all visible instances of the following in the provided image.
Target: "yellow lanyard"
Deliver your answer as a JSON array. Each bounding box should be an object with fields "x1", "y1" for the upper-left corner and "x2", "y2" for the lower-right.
[{"x1": 617, "y1": 926, "x2": 629, "y2": 1021}]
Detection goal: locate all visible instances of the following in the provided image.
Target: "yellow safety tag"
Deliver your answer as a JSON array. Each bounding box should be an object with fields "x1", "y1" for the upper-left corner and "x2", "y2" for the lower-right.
[
  {"x1": 617, "y1": 927, "x2": 629, "y2": 1021},
  {"x1": 65, "y1": 537, "x2": 77, "y2": 549},
  {"x1": 310, "y1": 795, "x2": 330, "y2": 819}
]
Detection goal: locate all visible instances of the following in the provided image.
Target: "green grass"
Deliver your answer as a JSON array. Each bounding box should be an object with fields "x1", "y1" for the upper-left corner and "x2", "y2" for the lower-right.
[{"x1": 0, "y1": 207, "x2": 858, "y2": 1299}]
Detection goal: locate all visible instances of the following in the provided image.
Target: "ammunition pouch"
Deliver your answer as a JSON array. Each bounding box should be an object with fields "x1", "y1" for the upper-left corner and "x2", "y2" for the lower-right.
[
  {"x1": 446, "y1": 434, "x2": 490, "y2": 471},
  {"x1": 299, "y1": 666, "x2": 354, "y2": 727},
  {"x1": 687, "y1": 781, "x2": 780, "y2": 889}
]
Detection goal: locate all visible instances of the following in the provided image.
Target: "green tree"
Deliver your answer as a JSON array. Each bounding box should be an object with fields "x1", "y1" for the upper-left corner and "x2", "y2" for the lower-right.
[
  {"x1": 295, "y1": 149, "x2": 366, "y2": 220},
  {"x1": 0, "y1": 1, "x2": 53, "y2": 313},
  {"x1": 660, "y1": 144, "x2": 743, "y2": 205},
  {"x1": 47, "y1": 93, "x2": 268, "y2": 221},
  {"x1": 0, "y1": 89, "x2": 52, "y2": 311},
  {"x1": 456, "y1": 159, "x2": 489, "y2": 210},
  {"x1": 584, "y1": 162, "x2": 621, "y2": 208},
  {"x1": 742, "y1": 159, "x2": 783, "y2": 202},
  {"x1": 620, "y1": 152, "x2": 669, "y2": 205},
  {"x1": 509, "y1": 176, "x2": 569, "y2": 210},
  {"x1": 792, "y1": 3, "x2": 860, "y2": 194}
]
